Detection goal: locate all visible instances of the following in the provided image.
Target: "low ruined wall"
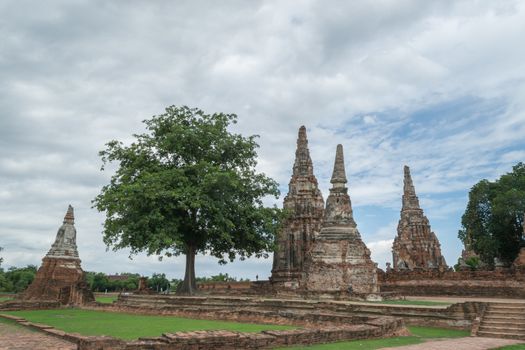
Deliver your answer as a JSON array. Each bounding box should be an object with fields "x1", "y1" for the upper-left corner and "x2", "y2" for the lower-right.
[
  {"x1": 379, "y1": 269, "x2": 525, "y2": 298},
  {"x1": 197, "y1": 280, "x2": 272, "y2": 295},
  {"x1": 0, "y1": 300, "x2": 61, "y2": 311},
  {"x1": 0, "y1": 305, "x2": 404, "y2": 350},
  {"x1": 113, "y1": 294, "x2": 478, "y2": 330}
]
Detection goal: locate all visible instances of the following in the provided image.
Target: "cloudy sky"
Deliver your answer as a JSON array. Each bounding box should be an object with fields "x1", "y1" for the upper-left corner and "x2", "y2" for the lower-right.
[{"x1": 1, "y1": 1, "x2": 524, "y2": 280}]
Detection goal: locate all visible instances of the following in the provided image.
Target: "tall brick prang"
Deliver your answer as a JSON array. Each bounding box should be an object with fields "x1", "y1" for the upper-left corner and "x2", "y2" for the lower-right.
[
  {"x1": 270, "y1": 126, "x2": 325, "y2": 290},
  {"x1": 22, "y1": 205, "x2": 94, "y2": 305},
  {"x1": 306, "y1": 144, "x2": 378, "y2": 295},
  {"x1": 392, "y1": 166, "x2": 447, "y2": 270}
]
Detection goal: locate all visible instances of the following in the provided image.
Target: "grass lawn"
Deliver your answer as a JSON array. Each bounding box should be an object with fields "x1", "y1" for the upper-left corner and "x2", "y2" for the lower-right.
[
  {"x1": 277, "y1": 326, "x2": 470, "y2": 350},
  {"x1": 95, "y1": 295, "x2": 118, "y2": 304},
  {"x1": 368, "y1": 300, "x2": 452, "y2": 307},
  {"x1": 0, "y1": 297, "x2": 13, "y2": 302},
  {"x1": 493, "y1": 346, "x2": 525, "y2": 350},
  {"x1": 2, "y1": 308, "x2": 295, "y2": 340}
]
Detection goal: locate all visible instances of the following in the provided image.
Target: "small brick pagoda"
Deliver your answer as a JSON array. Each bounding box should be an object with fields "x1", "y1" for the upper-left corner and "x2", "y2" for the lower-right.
[
  {"x1": 306, "y1": 144, "x2": 378, "y2": 295},
  {"x1": 270, "y1": 126, "x2": 325, "y2": 290},
  {"x1": 392, "y1": 166, "x2": 447, "y2": 271},
  {"x1": 22, "y1": 205, "x2": 94, "y2": 304}
]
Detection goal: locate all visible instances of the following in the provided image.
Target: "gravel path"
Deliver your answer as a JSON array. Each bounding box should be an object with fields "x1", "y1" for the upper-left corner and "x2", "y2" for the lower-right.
[
  {"x1": 0, "y1": 320, "x2": 76, "y2": 350},
  {"x1": 380, "y1": 337, "x2": 525, "y2": 350}
]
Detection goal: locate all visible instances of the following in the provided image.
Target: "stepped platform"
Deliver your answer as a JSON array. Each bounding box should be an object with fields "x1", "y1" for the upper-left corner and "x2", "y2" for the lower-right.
[
  {"x1": 477, "y1": 302, "x2": 525, "y2": 340},
  {"x1": 105, "y1": 294, "x2": 480, "y2": 330}
]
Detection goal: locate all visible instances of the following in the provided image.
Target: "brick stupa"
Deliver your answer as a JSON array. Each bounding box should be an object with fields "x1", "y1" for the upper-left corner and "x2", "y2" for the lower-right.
[
  {"x1": 306, "y1": 145, "x2": 378, "y2": 295},
  {"x1": 22, "y1": 205, "x2": 94, "y2": 304},
  {"x1": 271, "y1": 126, "x2": 325, "y2": 290},
  {"x1": 392, "y1": 166, "x2": 447, "y2": 270}
]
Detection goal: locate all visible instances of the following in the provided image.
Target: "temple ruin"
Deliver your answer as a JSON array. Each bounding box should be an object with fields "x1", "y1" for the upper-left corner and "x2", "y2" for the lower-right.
[
  {"x1": 22, "y1": 205, "x2": 94, "y2": 304},
  {"x1": 392, "y1": 166, "x2": 447, "y2": 271},
  {"x1": 306, "y1": 144, "x2": 378, "y2": 296},
  {"x1": 270, "y1": 126, "x2": 325, "y2": 290}
]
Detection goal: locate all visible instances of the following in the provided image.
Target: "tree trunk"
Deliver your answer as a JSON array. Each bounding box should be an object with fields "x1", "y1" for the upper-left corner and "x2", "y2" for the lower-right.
[{"x1": 176, "y1": 245, "x2": 197, "y2": 295}]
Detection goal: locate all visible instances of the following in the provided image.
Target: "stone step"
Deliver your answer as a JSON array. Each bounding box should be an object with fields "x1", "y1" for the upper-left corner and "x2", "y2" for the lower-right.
[
  {"x1": 477, "y1": 330, "x2": 525, "y2": 340},
  {"x1": 487, "y1": 305, "x2": 525, "y2": 312},
  {"x1": 481, "y1": 320, "x2": 525, "y2": 328},
  {"x1": 483, "y1": 315, "x2": 525, "y2": 322},
  {"x1": 479, "y1": 325, "x2": 525, "y2": 333},
  {"x1": 486, "y1": 310, "x2": 525, "y2": 315},
  {"x1": 483, "y1": 313, "x2": 525, "y2": 319}
]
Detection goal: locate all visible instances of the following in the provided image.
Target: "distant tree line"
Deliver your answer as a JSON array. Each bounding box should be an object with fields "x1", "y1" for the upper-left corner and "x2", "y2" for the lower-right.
[
  {"x1": 0, "y1": 252, "x2": 248, "y2": 294},
  {"x1": 0, "y1": 264, "x2": 37, "y2": 293},
  {"x1": 196, "y1": 273, "x2": 250, "y2": 283}
]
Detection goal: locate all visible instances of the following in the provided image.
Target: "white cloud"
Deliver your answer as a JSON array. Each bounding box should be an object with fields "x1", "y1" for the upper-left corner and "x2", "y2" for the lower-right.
[
  {"x1": 366, "y1": 239, "x2": 394, "y2": 269},
  {"x1": 0, "y1": 0, "x2": 524, "y2": 279}
]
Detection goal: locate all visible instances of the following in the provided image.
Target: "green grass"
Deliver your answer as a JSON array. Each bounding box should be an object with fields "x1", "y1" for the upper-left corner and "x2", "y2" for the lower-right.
[
  {"x1": 3, "y1": 308, "x2": 295, "y2": 340},
  {"x1": 407, "y1": 326, "x2": 468, "y2": 338},
  {"x1": 493, "y1": 345, "x2": 525, "y2": 350},
  {"x1": 95, "y1": 295, "x2": 118, "y2": 304},
  {"x1": 368, "y1": 300, "x2": 452, "y2": 306},
  {"x1": 278, "y1": 336, "x2": 422, "y2": 349},
  {"x1": 0, "y1": 297, "x2": 13, "y2": 302},
  {"x1": 277, "y1": 326, "x2": 470, "y2": 349},
  {"x1": 0, "y1": 317, "x2": 18, "y2": 326}
]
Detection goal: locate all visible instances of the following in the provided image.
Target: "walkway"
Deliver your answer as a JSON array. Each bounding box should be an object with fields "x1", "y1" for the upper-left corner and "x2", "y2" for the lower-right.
[
  {"x1": 380, "y1": 337, "x2": 525, "y2": 350},
  {"x1": 0, "y1": 320, "x2": 76, "y2": 350}
]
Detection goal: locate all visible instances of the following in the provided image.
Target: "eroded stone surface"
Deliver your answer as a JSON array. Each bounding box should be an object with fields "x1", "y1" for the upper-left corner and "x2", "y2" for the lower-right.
[
  {"x1": 306, "y1": 144, "x2": 378, "y2": 295},
  {"x1": 271, "y1": 126, "x2": 324, "y2": 290},
  {"x1": 22, "y1": 206, "x2": 94, "y2": 305},
  {"x1": 392, "y1": 166, "x2": 447, "y2": 271}
]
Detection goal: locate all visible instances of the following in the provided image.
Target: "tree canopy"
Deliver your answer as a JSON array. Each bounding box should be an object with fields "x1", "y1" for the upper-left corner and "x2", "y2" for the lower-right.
[
  {"x1": 458, "y1": 162, "x2": 525, "y2": 266},
  {"x1": 93, "y1": 106, "x2": 282, "y2": 294}
]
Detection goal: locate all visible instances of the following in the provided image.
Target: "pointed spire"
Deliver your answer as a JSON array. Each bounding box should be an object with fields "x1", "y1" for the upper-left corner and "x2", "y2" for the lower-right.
[
  {"x1": 330, "y1": 144, "x2": 347, "y2": 185},
  {"x1": 63, "y1": 205, "x2": 74, "y2": 224},
  {"x1": 47, "y1": 204, "x2": 79, "y2": 259},
  {"x1": 292, "y1": 126, "x2": 314, "y2": 176},
  {"x1": 402, "y1": 165, "x2": 421, "y2": 210}
]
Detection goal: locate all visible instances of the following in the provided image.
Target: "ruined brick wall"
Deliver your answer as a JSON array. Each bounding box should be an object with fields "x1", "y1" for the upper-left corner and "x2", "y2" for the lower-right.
[
  {"x1": 379, "y1": 269, "x2": 525, "y2": 298},
  {"x1": 111, "y1": 294, "x2": 478, "y2": 330},
  {"x1": 2, "y1": 311, "x2": 404, "y2": 350}
]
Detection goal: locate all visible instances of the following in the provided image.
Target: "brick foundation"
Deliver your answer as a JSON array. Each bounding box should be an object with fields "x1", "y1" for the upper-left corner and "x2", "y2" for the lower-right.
[{"x1": 378, "y1": 269, "x2": 525, "y2": 298}]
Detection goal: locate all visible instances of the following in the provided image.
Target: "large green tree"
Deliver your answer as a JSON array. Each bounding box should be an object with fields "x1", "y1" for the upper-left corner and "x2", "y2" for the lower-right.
[
  {"x1": 93, "y1": 106, "x2": 281, "y2": 295},
  {"x1": 458, "y1": 162, "x2": 525, "y2": 265}
]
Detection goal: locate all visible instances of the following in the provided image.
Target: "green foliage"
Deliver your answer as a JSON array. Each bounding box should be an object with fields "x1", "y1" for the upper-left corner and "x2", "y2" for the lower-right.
[
  {"x1": 0, "y1": 265, "x2": 37, "y2": 293},
  {"x1": 147, "y1": 273, "x2": 171, "y2": 291},
  {"x1": 86, "y1": 272, "x2": 140, "y2": 292},
  {"x1": 465, "y1": 256, "x2": 480, "y2": 270},
  {"x1": 5, "y1": 309, "x2": 294, "y2": 340},
  {"x1": 459, "y1": 162, "x2": 525, "y2": 265},
  {"x1": 196, "y1": 273, "x2": 246, "y2": 282},
  {"x1": 93, "y1": 105, "x2": 282, "y2": 294}
]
